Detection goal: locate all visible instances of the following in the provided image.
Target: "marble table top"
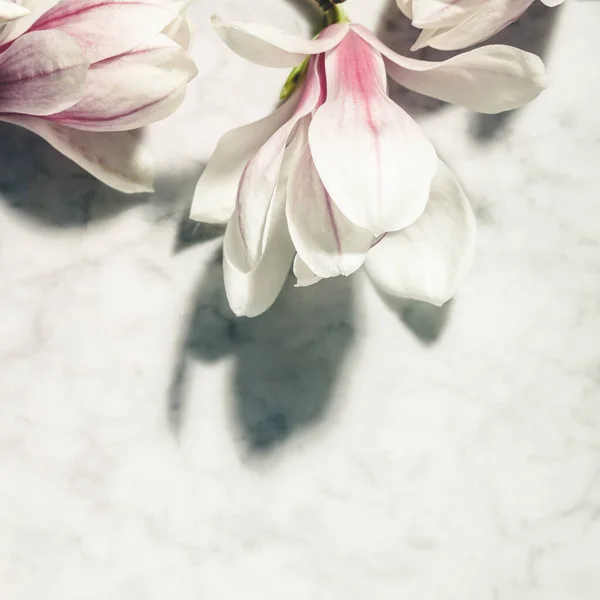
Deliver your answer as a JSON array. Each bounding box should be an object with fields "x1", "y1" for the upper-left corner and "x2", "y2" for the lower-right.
[{"x1": 1, "y1": 1, "x2": 599, "y2": 598}]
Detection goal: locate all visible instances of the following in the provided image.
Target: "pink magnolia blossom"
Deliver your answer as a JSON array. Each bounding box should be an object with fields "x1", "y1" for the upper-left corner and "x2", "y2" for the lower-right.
[
  {"x1": 190, "y1": 17, "x2": 546, "y2": 317},
  {"x1": 397, "y1": 0, "x2": 566, "y2": 50},
  {"x1": 0, "y1": 0, "x2": 197, "y2": 192}
]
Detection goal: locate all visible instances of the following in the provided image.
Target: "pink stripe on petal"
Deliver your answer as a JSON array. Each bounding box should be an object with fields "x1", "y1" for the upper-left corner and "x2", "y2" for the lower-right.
[
  {"x1": 353, "y1": 25, "x2": 545, "y2": 114},
  {"x1": 29, "y1": 0, "x2": 178, "y2": 63},
  {"x1": 49, "y1": 83, "x2": 187, "y2": 130},
  {"x1": 286, "y1": 119, "x2": 372, "y2": 278},
  {"x1": 232, "y1": 55, "x2": 324, "y2": 272},
  {"x1": 0, "y1": 30, "x2": 88, "y2": 116},
  {"x1": 48, "y1": 34, "x2": 197, "y2": 131},
  {"x1": 190, "y1": 91, "x2": 302, "y2": 225},
  {"x1": 309, "y1": 30, "x2": 437, "y2": 236}
]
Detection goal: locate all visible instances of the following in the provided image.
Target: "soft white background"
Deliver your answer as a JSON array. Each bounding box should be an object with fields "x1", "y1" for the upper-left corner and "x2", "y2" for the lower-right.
[{"x1": 1, "y1": 1, "x2": 599, "y2": 598}]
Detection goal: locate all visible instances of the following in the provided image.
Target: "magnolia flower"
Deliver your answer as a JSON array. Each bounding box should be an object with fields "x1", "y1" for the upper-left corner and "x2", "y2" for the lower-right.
[
  {"x1": 397, "y1": 0, "x2": 566, "y2": 51},
  {"x1": 190, "y1": 17, "x2": 546, "y2": 317},
  {"x1": 0, "y1": 0, "x2": 197, "y2": 192}
]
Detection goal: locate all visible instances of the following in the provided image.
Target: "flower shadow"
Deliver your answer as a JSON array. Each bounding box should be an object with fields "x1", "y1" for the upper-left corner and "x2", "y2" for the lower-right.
[
  {"x1": 0, "y1": 121, "x2": 149, "y2": 226},
  {"x1": 0, "y1": 120, "x2": 208, "y2": 230},
  {"x1": 376, "y1": 288, "x2": 453, "y2": 345},
  {"x1": 168, "y1": 249, "x2": 356, "y2": 456},
  {"x1": 377, "y1": 0, "x2": 460, "y2": 118},
  {"x1": 470, "y1": 1, "x2": 563, "y2": 141}
]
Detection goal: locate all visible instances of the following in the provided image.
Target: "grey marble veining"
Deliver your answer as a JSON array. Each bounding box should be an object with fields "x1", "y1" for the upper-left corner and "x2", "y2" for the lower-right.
[{"x1": 1, "y1": 1, "x2": 599, "y2": 598}]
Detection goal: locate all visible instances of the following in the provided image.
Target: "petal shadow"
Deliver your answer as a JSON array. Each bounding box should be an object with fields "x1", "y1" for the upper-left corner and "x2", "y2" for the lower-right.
[
  {"x1": 469, "y1": 2, "x2": 564, "y2": 141},
  {"x1": 0, "y1": 119, "x2": 208, "y2": 231},
  {"x1": 0, "y1": 121, "x2": 148, "y2": 226},
  {"x1": 376, "y1": 0, "x2": 563, "y2": 135},
  {"x1": 169, "y1": 249, "x2": 356, "y2": 456},
  {"x1": 377, "y1": 0, "x2": 460, "y2": 118},
  {"x1": 375, "y1": 288, "x2": 453, "y2": 345}
]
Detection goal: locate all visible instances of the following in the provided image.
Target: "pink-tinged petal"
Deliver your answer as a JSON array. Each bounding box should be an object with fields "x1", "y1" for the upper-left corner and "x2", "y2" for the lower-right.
[
  {"x1": 224, "y1": 115, "x2": 298, "y2": 275},
  {"x1": 190, "y1": 90, "x2": 301, "y2": 225},
  {"x1": 223, "y1": 185, "x2": 293, "y2": 318},
  {"x1": 286, "y1": 119, "x2": 373, "y2": 278},
  {"x1": 309, "y1": 30, "x2": 437, "y2": 236},
  {"x1": 48, "y1": 34, "x2": 197, "y2": 131},
  {"x1": 29, "y1": 0, "x2": 178, "y2": 63},
  {"x1": 0, "y1": 30, "x2": 88, "y2": 116},
  {"x1": 212, "y1": 15, "x2": 348, "y2": 68},
  {"x1": 0, "y1": 0, "x2": 29, "y2": 22},
  {"x1": 365, "y1": 161, "x2": 476, "y2": 306},
  {"x1": 410, "y1": 0, "x2": 534, "y2": 50},
  {"x1": 1, "y1": 115, "x2": 153, "y2": 192},
  {"x1": 233, "y1": 56, "x2": 323, "y2": 272},
  {"x1": 293, "y1": 255, "x2": 322, "y2": 288},
  {"x1": 353, "y1": 25, "x2": 546, "y2": 114}
]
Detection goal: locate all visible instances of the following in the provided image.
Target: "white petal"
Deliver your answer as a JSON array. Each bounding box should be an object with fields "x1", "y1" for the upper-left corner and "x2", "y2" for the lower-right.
[
  {"x1": 0, "y1": 30, "x2": 88, "y2": 116},
  {"x1": 49, "y1": 34, "x2": 197, "y2": 131},
  {"x1": 365, "y1": 161, "x2": 476, "y2": 306},
  {"x1": 410, "y1": 27, "x2": 438, "y2": 51},
  {"x1": 309, "y1": 30, "x2": 437, "y2": 235},
  {"x1": 223, "y1": 109, "x2": 299, "y2": 275},
  {"x1": 30, "y1": 0, "x2": 178, "y2": 63},
  {"x1": 1, "y1": 115, "x2": 153, "y2": 193},
  {"x1": 286, "y1": 119, "x2": 373, "y2": 278},
  {"x1": 0, "y1": 0, "x2": 28, "y2": 22},
  {"x1": 190, "y1": 91, "x2": 301, "y2": 225},
  {"x1": 410, "y1": 0, "x2": 534, "y2": 50},
  {"x1": 211, "y1": 15, "x2": 348, "y2": 68},
  {"x1": 353, "y1": 25, "x2": 546, "y2": 114},
  {"x1": 162, "y1": 14, "x2": 193, "y2": 50},
  {"x1": 233, "y1": 57, "x2": 323, "y2": 271},
  {"x1": 293, "y1": 255, "x2": 322, "y2": 288},
  {"x1": 223, "y1": 186, "x2": 294, "y2": 318},
  {"x1": 410, "y1": 0, "x2": 484, "y2": 28}
]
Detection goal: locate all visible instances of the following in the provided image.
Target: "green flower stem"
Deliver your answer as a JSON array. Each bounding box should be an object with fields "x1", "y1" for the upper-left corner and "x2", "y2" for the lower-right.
[
  {"x1": 324, "y1": 4, "x2": 350, "y2": 26},
  {"x1": 280, "y1": 1, "x2": 350, "y2": 100},
  {"x1": 280, "y1": 58, "x2": 309, "y2": 101}
]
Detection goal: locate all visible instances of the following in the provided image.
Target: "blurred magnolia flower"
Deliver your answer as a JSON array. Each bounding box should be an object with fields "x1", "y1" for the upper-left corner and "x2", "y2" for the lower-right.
[
  {"x1": 190, "y1": 17, "x2": 546, "y2": 317},
  {"x1": 397, "y1": 0, "x2": 565, "y2": 50},
  {"x1": 0, "y1": 0, "x2": 197, "y2": 192}
]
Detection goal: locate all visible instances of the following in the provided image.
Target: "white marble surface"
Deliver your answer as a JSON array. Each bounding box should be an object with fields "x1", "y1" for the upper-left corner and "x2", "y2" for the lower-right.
[{"x1": 1, "y1": 1, "x2": 600, "y2": 598}]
